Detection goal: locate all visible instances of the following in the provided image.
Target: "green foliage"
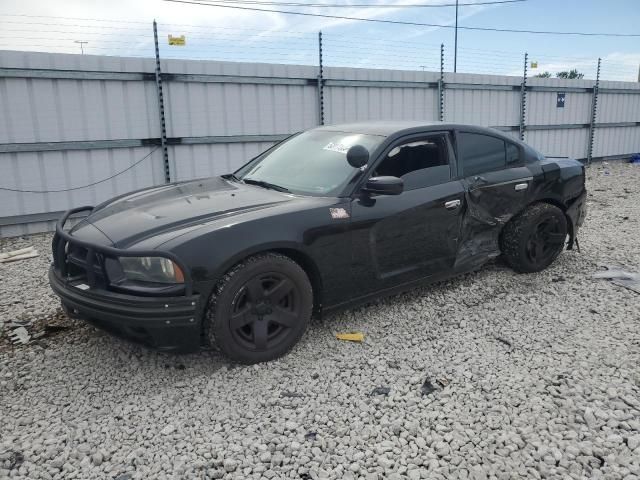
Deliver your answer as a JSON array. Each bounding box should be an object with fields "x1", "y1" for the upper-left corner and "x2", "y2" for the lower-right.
[{"x1": 556, "y1": 69, "x2": 585, "y2": 79}]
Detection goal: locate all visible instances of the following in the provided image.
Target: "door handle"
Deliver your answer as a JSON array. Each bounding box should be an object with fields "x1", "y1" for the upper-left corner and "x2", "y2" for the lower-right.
[
  {"x1": 514, "y1": 182, "x2": 528, "y2": 191},
  {"x1": 444, "y1": 199, "x2": 461, "y2": 210}
]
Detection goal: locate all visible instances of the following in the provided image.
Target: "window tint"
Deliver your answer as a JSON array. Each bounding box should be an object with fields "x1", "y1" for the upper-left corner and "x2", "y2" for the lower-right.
[
  {"x1": 506, "y1": 142, "x2": 520, "y2": 165},
  {"x1": 373, "y1": 134, "x2": 450, "y2": 190},
  {"x1": 458, "y1": 132, "x2": 506, "y2": 176}
]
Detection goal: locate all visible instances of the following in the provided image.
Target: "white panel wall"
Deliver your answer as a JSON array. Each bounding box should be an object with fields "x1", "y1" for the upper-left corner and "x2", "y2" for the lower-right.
[
  {"x1": 525, "y1": 129, "x2": 590, "y2": 159},
  {"x1": 593, "y1": 126, "x2": 640, "y2": 158},
  {"x1": 0, "y1": 51, "x2": 164, "y2": 236},
  {"x1": 444, "y1": 73, "x2": 521, "y2": 127},
  {"x1": 1, "y1": 51, "x2": 639, "y2": 236},
  {"x1": 170, "y1": 142, "x2": 277, "y2": 181},
  {"x1": 0, "y1": 51, "x2": 159, "y2": 143},
  {"x1": 324, "y1": 67, "x2": 440, "y2": 123},
  {"x1": 163, "y1": 59, "x2": 318, "y2": 137}
]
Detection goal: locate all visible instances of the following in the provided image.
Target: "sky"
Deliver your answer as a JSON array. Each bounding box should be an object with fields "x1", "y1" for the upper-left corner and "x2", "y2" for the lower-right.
[{"x1": 1, "y1": 0, "x2": 639, "y2": 81}]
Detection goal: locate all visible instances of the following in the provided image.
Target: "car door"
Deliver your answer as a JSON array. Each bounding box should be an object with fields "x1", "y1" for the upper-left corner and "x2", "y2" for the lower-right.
[
  {"x1": 350, "y1": 132, "x2": 466, "y2": 294},
  {"x1": 456, "y1": 131, "x2": 533, "y2": 223}
]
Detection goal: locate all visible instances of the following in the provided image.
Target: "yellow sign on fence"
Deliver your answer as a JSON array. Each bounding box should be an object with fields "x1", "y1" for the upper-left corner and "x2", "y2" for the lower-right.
[{"x1": 168, "y1": 35, "x2": 186, "y2": 46}]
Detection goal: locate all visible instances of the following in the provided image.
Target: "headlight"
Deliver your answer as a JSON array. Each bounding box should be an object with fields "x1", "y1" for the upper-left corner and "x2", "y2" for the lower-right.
[{"x1": 118, "y1": 257, "x2": 184, "y2": 284}]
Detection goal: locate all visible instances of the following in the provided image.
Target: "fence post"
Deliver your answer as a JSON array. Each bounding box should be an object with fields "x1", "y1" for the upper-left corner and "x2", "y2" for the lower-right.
[
  {"x1": 519, "y1": 52, "x2": 528, "y2": 141},
  {"x1": 317, "y1": 31, "x2": 325, "y2": 126},
  {"x1": 438, "y1": 43, "x2": 445, "y2": 122},
  {"x1": 153, "y1": 20, "x2": 170, "y2": 183},
  {"x1": 587, "y1": 58, "x2": 601, "y2": 165}
]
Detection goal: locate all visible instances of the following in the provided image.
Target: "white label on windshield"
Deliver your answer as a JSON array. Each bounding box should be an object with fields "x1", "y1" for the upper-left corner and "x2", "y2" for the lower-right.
[{"x1": 323, "y1": 142, "x2": 350, "y2": 154}]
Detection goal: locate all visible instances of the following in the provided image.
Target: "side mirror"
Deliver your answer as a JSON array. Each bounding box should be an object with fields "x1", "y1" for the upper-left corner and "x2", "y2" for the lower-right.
[
  {"x1": 346, "y1": 145, "x2": 369, "y2": 168},
  {"x1": 363, "y1": 176, "x2": 404, "y2": 196}
]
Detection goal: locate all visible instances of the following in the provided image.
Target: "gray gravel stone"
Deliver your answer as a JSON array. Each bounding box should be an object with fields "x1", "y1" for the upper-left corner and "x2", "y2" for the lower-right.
[
  {"x1": 223, "y1": 459, "x2": 238, "y2": 472},
  {"x1": 628, "y1": 435, "x2": 640, "y2": 451},
  {"x1": 1, "y1": 161, "x2": 640, "y2": 480}
]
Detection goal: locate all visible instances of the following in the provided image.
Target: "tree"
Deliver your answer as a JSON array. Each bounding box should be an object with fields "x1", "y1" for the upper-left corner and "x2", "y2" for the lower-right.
[
  {"x1": 534, "y1": 71, "x2": 552, "y2": 78},
  {"x1": 556, "y1": 69, "x2": 584, "y2": 79}
]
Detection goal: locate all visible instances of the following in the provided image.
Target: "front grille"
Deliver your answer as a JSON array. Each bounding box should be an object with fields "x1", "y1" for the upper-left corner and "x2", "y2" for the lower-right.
[
  {"x1": 52, "y1": 233, "x2": 109, "y2": 288},
  {"x1": 53, "y1": 206, "x2": 193, "y2": 296}
]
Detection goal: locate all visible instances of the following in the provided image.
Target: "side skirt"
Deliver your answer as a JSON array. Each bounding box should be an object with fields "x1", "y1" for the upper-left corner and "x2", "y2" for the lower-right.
[{"x1": 319, "y1": 259, "x2": 489, "y2": 318}]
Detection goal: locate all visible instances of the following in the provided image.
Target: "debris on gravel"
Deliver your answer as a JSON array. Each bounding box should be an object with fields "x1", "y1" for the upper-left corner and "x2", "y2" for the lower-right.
[
  {"x1": 593, "y1": 265, "x2": 640, "y2": 294},
  {"x1": 370, "y1": 386, "x2": 391, "y2": 396},
  {"x1": 420, "y1": 378, "x2": 437, "y2": 396},
  {"x1": 0, "y1": 246, "x2": 39, "y2": 263},
  {"x1": 1, "y1": 161, "x2": 639, "y2": 479}
]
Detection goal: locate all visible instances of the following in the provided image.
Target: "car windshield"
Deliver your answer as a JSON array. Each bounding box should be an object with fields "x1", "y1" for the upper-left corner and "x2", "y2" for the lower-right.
[{"x1": 236, "y1": 130, "x2": 385, "y2": 196}]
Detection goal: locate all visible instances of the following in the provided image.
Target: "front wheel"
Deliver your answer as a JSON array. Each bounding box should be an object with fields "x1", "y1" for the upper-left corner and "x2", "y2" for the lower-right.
[
  {"x1": 501, "y1": 203, "x2": 568, "y2": 273},
  {"x1": 205, "y1": 253, "x2": 313, "y2": 364}
]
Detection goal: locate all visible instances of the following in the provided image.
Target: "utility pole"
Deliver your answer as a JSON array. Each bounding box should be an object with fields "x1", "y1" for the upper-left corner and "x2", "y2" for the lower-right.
[
  {"x1": 454, "y1": 0, "x2": 458, "y2": 73},
  {"x1": 74, "y1": 40, "x2": 88, "y2": 54}
]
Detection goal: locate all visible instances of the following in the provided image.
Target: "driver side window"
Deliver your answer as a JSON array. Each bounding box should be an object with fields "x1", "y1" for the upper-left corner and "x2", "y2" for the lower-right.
[{"x1": 374, "y1": 134, "x2": 451, "y2": 191}]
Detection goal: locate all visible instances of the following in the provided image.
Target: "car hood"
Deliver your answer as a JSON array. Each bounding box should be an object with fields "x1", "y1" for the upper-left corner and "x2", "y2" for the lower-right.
[{"x1": 70, "y1": 177, "x2": 292, "y2": 248}]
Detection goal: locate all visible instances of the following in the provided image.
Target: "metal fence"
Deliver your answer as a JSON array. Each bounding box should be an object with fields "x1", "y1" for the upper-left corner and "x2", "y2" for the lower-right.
[{"x1": 1, "y1": 40, "x2": 639, "y2": 236}]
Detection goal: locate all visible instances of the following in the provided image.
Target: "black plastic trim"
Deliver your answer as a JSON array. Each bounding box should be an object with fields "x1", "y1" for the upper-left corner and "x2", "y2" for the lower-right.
[
  {"x1": 49, "y1": 267, "x2": 199, "y2": 327},
  {"x1": 54, "y1": 206, "x2": 193, "y2": 296}
]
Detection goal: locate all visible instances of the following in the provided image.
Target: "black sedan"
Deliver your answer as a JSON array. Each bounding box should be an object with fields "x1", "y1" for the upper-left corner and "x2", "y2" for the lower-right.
[{"x1": 49, "y1": 122, "x2": 587, "y2": 363}]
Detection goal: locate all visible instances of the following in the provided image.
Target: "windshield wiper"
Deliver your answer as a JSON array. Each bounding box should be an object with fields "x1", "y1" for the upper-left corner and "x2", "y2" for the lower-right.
[
  {"x1": 222, "y1": 173, "x2": 242, "y2": 183},
  {"x1": 242, "y1": 178, "x2": 290, "y2": 193}
]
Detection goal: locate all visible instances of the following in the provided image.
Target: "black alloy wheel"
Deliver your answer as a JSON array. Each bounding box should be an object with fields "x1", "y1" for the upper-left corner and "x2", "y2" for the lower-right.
[
  {"x1": 206, "y1": 253, "x2": 313, "y2": 364},
  {"x1": 501, "y1": 202, "x2": 568, "y2": 273},
  {"x1": 525, "y1": 216, "x2": 566, "y2": 268},
  {"x1": 230, "y1": 273, "x2": 300, "y2": 352}
]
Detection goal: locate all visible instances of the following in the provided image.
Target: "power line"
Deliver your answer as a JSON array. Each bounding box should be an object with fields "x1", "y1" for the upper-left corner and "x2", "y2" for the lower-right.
[
  {"x1": 162, "y1": 0, "x2": 640, "y2": 37},
  {"x1": 188, "y1": 0, "x2": 526, "y2": 7},
  {"x1": 0, "y1": 147, "x2": 159, "y2": 193}
]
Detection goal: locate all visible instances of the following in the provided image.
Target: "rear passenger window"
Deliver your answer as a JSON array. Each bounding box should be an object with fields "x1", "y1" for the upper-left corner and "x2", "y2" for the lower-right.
[
  {"x1": 506, "y1": 142, "x2": 521, "y2": 165},
  {"x1": 458, "y1": 132, "x2": 506, "y2": 176}
]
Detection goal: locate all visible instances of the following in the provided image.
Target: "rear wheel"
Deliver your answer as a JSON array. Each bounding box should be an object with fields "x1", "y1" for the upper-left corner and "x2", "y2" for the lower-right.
[
  {"x1": 501, "y1": 202, "x2": 568, "y2": 273},
  {"x1": 205, "y1": 253, "x2": 313, "y2": 364}
]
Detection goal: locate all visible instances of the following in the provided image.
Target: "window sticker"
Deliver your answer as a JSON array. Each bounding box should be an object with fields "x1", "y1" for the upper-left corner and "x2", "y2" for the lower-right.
[{"x1": 323, "y1": 142, "x2": 350, "y2": 154}]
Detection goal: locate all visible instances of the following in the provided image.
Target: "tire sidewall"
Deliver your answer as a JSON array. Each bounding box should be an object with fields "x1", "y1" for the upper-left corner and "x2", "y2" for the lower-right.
[
  {"x1": 208, "y1": 254, "x2": 313, "y2": 364},
  {"x1": 503, "y1": 203, "x2": 568, "y2": 273}
]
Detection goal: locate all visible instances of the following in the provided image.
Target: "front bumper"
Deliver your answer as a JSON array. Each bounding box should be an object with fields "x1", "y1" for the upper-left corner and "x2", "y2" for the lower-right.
[
  {"x1": 50, "y1": 267, "x2": 201, "y2": 352},
  {"x1": 49, "y1": 205, "x2": 202, "y2": 352}
]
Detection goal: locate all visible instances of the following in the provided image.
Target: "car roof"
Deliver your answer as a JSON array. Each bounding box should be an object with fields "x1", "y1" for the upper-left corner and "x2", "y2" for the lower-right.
[{"x1": 315, "y1": 120, "x2": 519, "y2": 142}]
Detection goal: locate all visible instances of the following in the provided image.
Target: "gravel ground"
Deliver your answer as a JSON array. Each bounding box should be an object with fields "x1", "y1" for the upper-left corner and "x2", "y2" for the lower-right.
[{"x1": 1, "y1": 161, "x2": 639, "y2": 480}]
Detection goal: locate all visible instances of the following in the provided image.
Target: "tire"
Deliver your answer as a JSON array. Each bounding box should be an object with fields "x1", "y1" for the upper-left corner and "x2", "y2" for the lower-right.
[
  {"x1": 501, "y1": 202, "x2": 568, "y2": 273},
  {"x1": 205, "y1": 253, "x2": 313, "y2": 364}
]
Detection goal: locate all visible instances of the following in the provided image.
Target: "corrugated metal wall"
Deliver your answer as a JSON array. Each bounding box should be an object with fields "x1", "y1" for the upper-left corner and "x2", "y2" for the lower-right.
[
  {"x1": 323, "y1": 68, "x2": 440, "y2": 123},
  {"x1": 593, "y1": 80, "x2": 640, "y2": 158},
  {"x1": 1, "y1": 50, "x2": 639, "y2": 236},
  {"x1": 163, "y1": 59, "x2": 319, "y2": 181},
  {"x1": 0, "y1": 51, "x2": 164, "y2": 236},
  {"x1": 445, "y1": 73, "x2": 522, "y2": 128},
  {"x1": 525, "y1": 77, "x2": 594, "y2": 159}
]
